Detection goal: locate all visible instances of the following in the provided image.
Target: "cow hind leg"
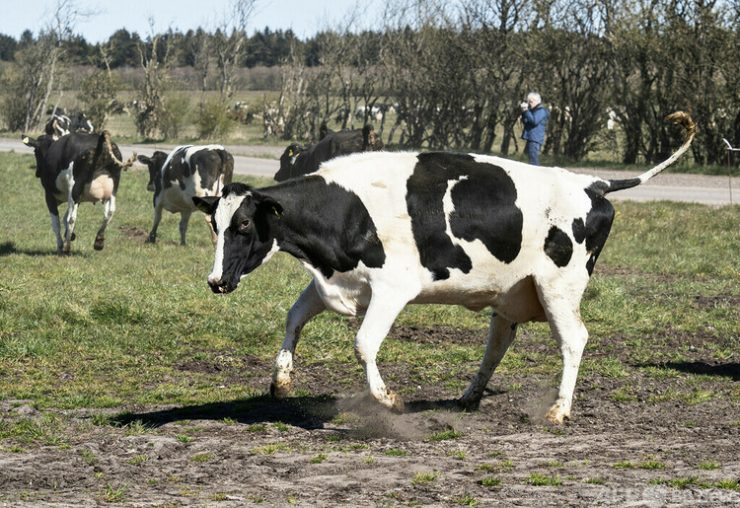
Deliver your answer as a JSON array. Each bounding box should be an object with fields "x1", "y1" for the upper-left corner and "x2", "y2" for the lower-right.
[
  {"x1": 271, "y1": 280, "x2": 326, "y2": 398},
  {"x1": 535, "y1": 275, "x2": 590, "y2": 424},
  {"x1": 94, "y1": 196, "x2": 116, "y2": 251},
  {"x1": 459, "y1": 312, "x2": 517, "y2": 410},
  {"x1": 178, "y1": 210, "x2": 192, "y2": 245},
  {"x1": 354, "y1": 288, "x2": 410, "y2": 411}
]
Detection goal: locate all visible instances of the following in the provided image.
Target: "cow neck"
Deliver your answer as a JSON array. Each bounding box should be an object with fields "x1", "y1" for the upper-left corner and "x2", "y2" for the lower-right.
[{"x1": 262, "y1": 186, "x2": 324, "y2": 267}]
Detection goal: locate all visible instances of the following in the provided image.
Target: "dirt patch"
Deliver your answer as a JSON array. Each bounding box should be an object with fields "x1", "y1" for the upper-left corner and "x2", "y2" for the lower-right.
[
  {"x1": 1, "y1": 327, "x2": 738, "y2": 507},
  {"x1": 117, "y1": 224, "x2": 149, "y2": 241}
]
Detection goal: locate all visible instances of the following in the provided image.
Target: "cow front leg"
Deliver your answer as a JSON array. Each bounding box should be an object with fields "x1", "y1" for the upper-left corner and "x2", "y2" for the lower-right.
[
  {"x1": 536, "y1": 276, "x2": 590, "y2": 424},
  {"x1": 271, "y1": 280, "x2": 326, "y2": 398},
  {"x1": 50, "y1": 212, "x2": 64, "y2": 253},
  {"x1": 43, "y1": 192, "x2": 64, "y2": 253},
  {"x1": 94, "y1": 196, "x2": 116, "y2": 251},
  {"x1": 63, "y1": 202, "x2": 80, "y2": 254},
  {"x1": 147, "y1": 201, "x2": 164, "y2": 243},
  {"x1": 178, "y1": 210, "x2": 192, "y2": 245},
  {"x1": 459, "y1": 312, "x2": 517, "y2": 410},
  {"x1": 354, "y1": 289, "x2": 410, "y2": 411}
]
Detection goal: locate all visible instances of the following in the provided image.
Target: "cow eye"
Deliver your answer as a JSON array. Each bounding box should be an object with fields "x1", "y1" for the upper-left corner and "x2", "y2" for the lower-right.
[{"x1": 238, "y1": 219, "x2": 250, "y2": 232}]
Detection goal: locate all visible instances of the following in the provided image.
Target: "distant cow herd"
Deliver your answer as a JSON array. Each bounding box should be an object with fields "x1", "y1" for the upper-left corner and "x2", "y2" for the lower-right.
[
  {"x1": 22, "y1": 114, "x2": 384, "y2": 253},
  {"x1": 19, "y1": 109, "x2": 695, "y2": 425}
]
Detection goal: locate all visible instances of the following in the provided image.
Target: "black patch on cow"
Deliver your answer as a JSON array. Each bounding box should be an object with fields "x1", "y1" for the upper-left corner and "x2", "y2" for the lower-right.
[
  {"x1": 544, "y1": 226, "x2": 573, "y2": 267},
  {"x1": 406, "y1": 152, "x2": 523, "y2": 280},
  {"x1": 265, "y1": 176, "x2": 386, "y2": 278},
  {"x1": 572, "y1": 218, "x2": 586, "y2": 244},
  {"x1": 604, "y1": 178, "x2": 642, "y2": 194},
  {"x1": 583, "y1": 188, "x2": 616, "y2": 275}
]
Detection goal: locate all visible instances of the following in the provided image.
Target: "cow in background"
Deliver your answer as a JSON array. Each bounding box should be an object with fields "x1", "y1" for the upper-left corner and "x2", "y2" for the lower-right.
[
  {"x1": 22, "y1": 131, "x2": 135, "y2": 253},
  {"x1": 136, "y1": 145, "x2": 234, "y2": 245},
  {"x1": 274, "y1": 123, "x2": 384, "y2": 181},
  {"x1": 44, "y1": 111, "x2": 94, "y2": 139}
]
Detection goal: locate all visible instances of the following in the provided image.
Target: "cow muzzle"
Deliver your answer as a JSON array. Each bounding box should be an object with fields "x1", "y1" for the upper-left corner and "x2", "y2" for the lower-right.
[{"x1": 207, "y1": 277, "x2": 236, "y2": 294}]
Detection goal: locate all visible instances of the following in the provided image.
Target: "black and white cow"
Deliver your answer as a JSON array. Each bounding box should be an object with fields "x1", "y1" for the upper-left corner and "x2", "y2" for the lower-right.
[
  {"x1": 195, "y1": 112, "x2": 695, "y2": 424},
  {"x1": 44, "y1": 111, "x2": 94, "y2": 139},
  {"x1": 22, "y1": 131, "x2": 135, "y2": 253},
  {"x1": 136, "y1": 145, "x2": 234, "y2": 245},
  {"x1": 274, "y1": 124, "x2": 383, "y2": 181}
]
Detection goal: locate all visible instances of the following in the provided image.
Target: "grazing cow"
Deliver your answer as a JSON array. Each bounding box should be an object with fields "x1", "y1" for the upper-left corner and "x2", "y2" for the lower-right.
[
  {"x1": 136, "y1": 145, "x2": 234, "y2": 245},
  {"x1": 195, "y1": 113, "x2": 694, "y2": 424},
  {"x1": 22, "y1": 131, "x2": 135, "y2": 253},
  {"x1": 274, "y1": 124, "x2": 384, "y2": 181}
]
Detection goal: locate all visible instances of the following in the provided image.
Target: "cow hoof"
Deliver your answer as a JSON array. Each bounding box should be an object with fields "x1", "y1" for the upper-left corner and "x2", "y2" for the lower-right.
[
  {"x1": 269, "y1": 380, "x2": 292, "y2": 399},
  {"x1": 545, "y1": 404, "x2": 569, "y2": 425},
  {"x1": 93, "y1": 238, "x2": 105, "y2": 250},
  {"x1": 145, "y1": 236, "x2": 156, "y2": 244},
  {"x1": 457, "y1": 395, "x2": 481, "y2": 412},
  {"x1": 382, "y1": 391, "x2": 405, "y2": 413}
]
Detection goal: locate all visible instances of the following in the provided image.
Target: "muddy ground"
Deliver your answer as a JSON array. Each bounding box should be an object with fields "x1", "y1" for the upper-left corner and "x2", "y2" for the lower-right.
[{"x1": 0, "y1": 324, "x2": 738, "y2": 507}]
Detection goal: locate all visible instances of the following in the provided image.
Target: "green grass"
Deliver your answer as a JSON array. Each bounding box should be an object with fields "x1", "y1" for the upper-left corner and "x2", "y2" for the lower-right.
[
  {"x1": 527, "y1": 473, "x2": 563, "y2": 487},
  {"x1": 650, "y1": 477, "x2": 740, "y2": 491},
  {"x1": 411, "y1": 471, "x2": 440, "y2": 485},
  {"x1": 0, "y1": 150, "x2": 738, "y2": 449}
]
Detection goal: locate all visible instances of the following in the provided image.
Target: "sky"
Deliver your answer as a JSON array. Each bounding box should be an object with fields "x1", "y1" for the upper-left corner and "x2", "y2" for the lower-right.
[{"x1": 0, "y1": 0, "x2": 385, "y2": 42}]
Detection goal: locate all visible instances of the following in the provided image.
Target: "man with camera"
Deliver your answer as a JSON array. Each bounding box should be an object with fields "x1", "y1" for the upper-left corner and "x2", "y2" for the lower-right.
[{"x1": 520, "y1": 92, "x2": 549, "y2": 166}]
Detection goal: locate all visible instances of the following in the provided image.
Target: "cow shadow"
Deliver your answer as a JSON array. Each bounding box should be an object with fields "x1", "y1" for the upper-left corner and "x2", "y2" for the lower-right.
[
  {"x1": 640, "y1": 361, "x2": 740, "y2": 381},
  {"x1": 109, "y1": 392, "x2": 491, "y2": 430},
  {"x1": 0, "y1": 241, "x2": 86, "y2": 258}
]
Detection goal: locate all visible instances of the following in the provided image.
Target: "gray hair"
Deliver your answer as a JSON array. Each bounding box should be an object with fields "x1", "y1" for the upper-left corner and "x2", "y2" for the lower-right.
[{"x1": 527, "y1": 92, "x2": 542, "y2": 104}]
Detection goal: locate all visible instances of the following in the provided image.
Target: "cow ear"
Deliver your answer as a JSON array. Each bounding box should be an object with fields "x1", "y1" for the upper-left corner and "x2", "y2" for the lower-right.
[
  {"x1": 257, "y1": 194, "x2": 284, "y2": 218},
  {"x1": 22, "y1": 135, "x2": 38, "y2": 148},
  {"x1": 193, "y1": 196, "x2": 219, "y2": 215},
  {"x1": 137, "y1": 154, "x2": 151, "y2": 165}
]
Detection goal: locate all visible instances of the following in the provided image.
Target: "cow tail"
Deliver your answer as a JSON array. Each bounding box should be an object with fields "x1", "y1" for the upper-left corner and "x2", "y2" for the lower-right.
[
  {"x1": 603, "y1": 112, "x2": 696, "y2": 195},
  {"x1": 97, "y1": 130, "x2": 137, "y2": 170}
]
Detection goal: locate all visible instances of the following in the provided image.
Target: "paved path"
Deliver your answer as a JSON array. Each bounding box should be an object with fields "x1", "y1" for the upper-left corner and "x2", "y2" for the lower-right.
[{"x1": 3, "y1": 138, "x2": 736, "y2": 206}]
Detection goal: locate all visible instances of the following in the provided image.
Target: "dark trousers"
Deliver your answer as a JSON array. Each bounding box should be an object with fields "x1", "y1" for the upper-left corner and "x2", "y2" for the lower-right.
[{"x1": 525, "y1": 141, "x2": 542, "y2": 166}]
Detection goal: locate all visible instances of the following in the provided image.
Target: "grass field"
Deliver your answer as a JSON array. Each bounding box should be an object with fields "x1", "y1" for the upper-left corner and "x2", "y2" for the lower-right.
[{"x1": 0, "y1": 151, "x2": 738, "y2": 506}]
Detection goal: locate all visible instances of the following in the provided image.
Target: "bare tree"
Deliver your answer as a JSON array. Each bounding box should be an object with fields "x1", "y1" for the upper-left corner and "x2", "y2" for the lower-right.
[
  {"x1": 134, "y1": 23, "x2": 172, "y2": 139},
  {"x1": 3, "y1": 0, "x2": 89, "y2": 132},
  {"x1": 213, "y1": 0, "x2": 257, "y2": 100}
]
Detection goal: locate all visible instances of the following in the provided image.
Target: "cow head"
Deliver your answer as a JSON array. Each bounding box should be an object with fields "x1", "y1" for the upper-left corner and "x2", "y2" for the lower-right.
[
  {"x1": 137, "y1": 151, "x2": 169, "y2": 192},
  {"x1": 275, "y1": 143, "x2": 306, "y2": 181},
  {"x1": 22, "y1": 134, "x2": 55, "y2": 177},
  {"x1": 72, "y1": 111, "x2": 94, "y2": 133},
  {"x1": 193, "y1": 183, "x2": 283, "y2": 294},
  {"x1": 44, "y1": 114, "x2": 71, "y2": 139}
]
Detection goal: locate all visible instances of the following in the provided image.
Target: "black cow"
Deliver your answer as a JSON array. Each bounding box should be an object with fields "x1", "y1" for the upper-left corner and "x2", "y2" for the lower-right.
[
  {"x1": 22, "y1": 131, "x2": 135, "y2": 253},
  {"x1": 136, "y1": 145, "x2": 234, "y2": 245},
  {"x1": 274, "y1": 124, "x2": 383, "y2": 181},
  {"x1": 195, "y1": 112, "x2": 695, "y2": 424}
]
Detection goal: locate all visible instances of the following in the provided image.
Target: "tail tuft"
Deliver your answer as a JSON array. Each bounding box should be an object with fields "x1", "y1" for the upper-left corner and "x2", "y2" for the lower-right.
[
  {"x1": 602, "y1": 111, "x2": 696, "y2": 195},
  {"x1": 665, "y1": 111, "x2": 696, "y2": 139}
]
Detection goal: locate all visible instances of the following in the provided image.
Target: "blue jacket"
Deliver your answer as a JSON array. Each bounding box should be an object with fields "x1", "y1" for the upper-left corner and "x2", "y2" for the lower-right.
[{"x1": 521, "y1": 105, "x2": 549, "y2": 144}]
